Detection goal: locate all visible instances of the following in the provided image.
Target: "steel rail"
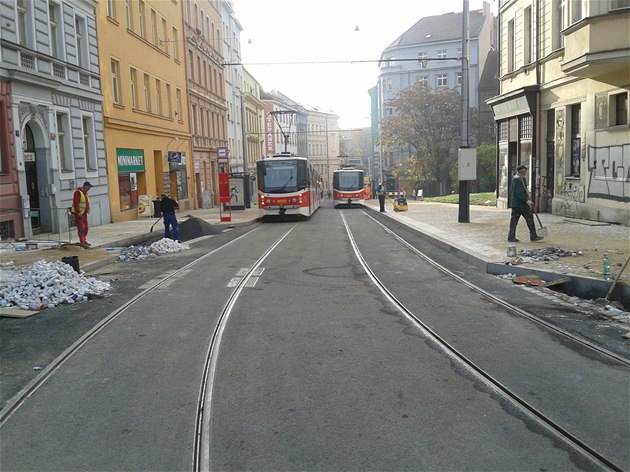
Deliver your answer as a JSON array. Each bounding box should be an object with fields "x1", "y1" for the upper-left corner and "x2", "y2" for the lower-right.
[
  {"x1": 364, "y1": 210, "x2": 630, "y2": 367},
  {"x1": 341, "y1": 211, "x2": 624, "y2": 472},
  {"x1": 0, "y1": 225, "x2": 263, "y2": 426},
  {"x1": 193, "y1": 225, "x2": 297, "y2": 472}
]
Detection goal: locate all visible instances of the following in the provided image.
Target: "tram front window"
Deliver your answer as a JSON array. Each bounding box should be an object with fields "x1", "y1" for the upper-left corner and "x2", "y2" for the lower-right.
[
  {"x1": 257, "y1": 160, "x2": 308, "y2": 193},
  {"x1": 334, "y1": 172, "x2": 363, "y2": 191}
]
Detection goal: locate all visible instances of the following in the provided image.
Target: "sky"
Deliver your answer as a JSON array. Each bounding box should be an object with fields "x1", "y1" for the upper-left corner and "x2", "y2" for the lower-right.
[{"x1": 232, "y1": 0, "x2": 498, "y2": 130}]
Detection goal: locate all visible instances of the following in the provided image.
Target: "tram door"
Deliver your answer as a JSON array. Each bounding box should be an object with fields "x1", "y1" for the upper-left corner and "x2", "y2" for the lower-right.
[{"x1": 24, "y1": 125, "x2": 41, "y2": 234}]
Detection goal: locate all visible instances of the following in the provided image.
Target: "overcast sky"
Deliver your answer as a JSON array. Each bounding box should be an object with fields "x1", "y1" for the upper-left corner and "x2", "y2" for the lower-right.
[{"x1": 232, "y1": 0, "x2": 498, "y2": 130}]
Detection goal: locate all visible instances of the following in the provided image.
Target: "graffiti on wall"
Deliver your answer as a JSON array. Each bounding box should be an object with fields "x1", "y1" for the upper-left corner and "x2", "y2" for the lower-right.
[{"x1": 587, "y1": 144, "x2": 630, "y2": 203}]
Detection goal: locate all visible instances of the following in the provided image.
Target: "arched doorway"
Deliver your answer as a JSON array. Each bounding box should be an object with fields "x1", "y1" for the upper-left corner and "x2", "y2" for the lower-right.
[{"x1": 22, "y1": 121, "x2": 51, "y2": 235}]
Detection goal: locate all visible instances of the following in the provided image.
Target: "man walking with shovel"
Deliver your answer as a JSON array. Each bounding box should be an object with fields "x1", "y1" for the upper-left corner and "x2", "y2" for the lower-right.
[{"x1": 507, "y1": 165, "x2": 544, "y2": 243}]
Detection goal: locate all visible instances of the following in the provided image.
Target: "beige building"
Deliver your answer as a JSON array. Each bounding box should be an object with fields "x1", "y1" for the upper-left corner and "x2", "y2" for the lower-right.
[
  {"x1": 242, "y1": 68, "x2": 264, "y2": 200},
  {"x1": 96, "y1": 0, "x2": 193, "y2": 222},
  {"x1": 488, "y1": 0, "x2": 629, "y2": 224},
  {"x1": 182, "y1": 0, "x2": 227, "y2": 209},
  {"x1": 304, "y1": 107, "x2": 340, "y2": 192}
]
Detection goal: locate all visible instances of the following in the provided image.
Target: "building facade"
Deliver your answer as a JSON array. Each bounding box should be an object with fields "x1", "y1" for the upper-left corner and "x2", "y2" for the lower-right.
[
  {"x1": 221, "y1": 0, "x2": 244, "y2": 174},
  {"x1": 0, "y1": 0, "x2": 110, "y2": 239},
  {"x1": 183, "y1": 0, "x2": 227, "y2": 209},
  {"x1": 488, "y1": 0, "x2": 629, "y2": 224},
  {"x1": 304, "y1": 106, "x2": 340, "y2": 192},
  {"x1": 96, "y1": 0, "x2": 193, "y2": 223},
  {"x1": 376, "y1": 1, "x2": 496, "y2": 187},
  {"x1": 241, "y1": 67, "x2": 264, "y2": 200}
]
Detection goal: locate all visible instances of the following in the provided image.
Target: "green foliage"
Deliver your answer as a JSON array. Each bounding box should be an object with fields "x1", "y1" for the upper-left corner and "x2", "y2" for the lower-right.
[
  {"x1": 423, "y1": 192, "x2": 496, "y2": 206},
  {"x1": 380, "y1": 83, "x2": 461, "y2": 194},
  {"x1": 476, "y1": 144, "x2": 497, "y2": 192}
]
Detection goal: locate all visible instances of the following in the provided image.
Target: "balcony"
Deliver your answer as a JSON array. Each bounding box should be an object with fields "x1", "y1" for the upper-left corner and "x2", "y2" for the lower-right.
[{"x1": 561, "y1": 11, "x2": 630, "y2": 86}]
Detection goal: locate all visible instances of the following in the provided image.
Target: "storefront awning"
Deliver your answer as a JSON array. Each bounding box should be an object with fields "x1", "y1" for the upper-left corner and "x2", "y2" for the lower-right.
[{"x1": 486, "y1": 86, "x2": 539, "y2": 121}]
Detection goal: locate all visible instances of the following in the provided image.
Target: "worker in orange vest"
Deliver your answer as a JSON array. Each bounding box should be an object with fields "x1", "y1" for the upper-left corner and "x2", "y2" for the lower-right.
[{"x1": 72, "y1": 181, "x2": 93, "y2": 247}]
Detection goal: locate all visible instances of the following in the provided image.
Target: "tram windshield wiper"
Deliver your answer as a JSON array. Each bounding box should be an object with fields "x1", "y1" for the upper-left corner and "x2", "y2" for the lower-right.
[{"x1": 278, "y1": 174, "x2": 294, "y2": 191}]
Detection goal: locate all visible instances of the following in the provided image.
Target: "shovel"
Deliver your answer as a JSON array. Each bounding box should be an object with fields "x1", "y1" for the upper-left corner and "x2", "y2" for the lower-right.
[
  {"x1": 534, "y1": 213, "x2": 548, "y2": 237},
  {"x1": 150, "y1": 216, "x2": 162, "y2": 232}
]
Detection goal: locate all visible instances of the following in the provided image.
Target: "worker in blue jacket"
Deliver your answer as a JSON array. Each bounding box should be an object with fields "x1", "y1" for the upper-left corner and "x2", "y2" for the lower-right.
[{"x1": 159, "y1": 193, "x2": 180, "y2": 242}]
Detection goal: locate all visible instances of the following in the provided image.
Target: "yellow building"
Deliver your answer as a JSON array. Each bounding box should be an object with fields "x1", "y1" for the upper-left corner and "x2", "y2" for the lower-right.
[
  {"x1": 488, "y1": 0, "x2": 629, "y2": 224},
  {"x1": 97, "y1": 0, "x2": 193, "y2": 222}
]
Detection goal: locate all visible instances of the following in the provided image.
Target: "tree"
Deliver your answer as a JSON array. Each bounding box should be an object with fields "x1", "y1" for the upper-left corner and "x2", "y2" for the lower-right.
[
  {"x1": 476, "y1": 143, "x2": 496, "y2": 192},
  {"x1": 380, "y1": 83, "x2": 461, "y2": 195}
]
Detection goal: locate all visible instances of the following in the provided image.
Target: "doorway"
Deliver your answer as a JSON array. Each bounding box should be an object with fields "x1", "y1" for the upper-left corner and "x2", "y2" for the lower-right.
[{"x1": 23, "y1": 124, "x2": 41, "y2": 234}]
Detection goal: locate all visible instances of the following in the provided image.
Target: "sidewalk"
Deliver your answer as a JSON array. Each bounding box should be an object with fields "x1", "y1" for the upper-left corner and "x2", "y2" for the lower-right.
[
  {"x1": 0, "y1": 205, "x2": 264, "y2": 273},
  {"x1": 1, "y1": 200, "x2": 628, "y2": 301}
]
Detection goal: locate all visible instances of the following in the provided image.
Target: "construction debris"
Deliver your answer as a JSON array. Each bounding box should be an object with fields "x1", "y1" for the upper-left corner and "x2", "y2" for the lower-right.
[
  {"x1": 518, "y1": 247, "x2": 583, "y2": 262},
  {"x1": 118, "y1": 238, "x2": 190, "y2": 262},
  {"x1": 0, "y1": 260, "x2": 111, "y2": 311}
]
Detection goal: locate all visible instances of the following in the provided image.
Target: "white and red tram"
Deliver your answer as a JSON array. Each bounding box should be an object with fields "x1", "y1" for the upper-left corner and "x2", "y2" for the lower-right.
[
  {"x1": 257, "y1": 155, "x2": 322, "y2": 218},
  {"x1": 332, "y1": 168, "x2": 369, "y2": 208}
]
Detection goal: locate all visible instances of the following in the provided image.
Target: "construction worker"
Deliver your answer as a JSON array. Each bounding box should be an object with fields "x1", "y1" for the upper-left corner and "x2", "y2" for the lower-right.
[
  {"x1": 71, "y1": 181, "x2": 93, "y2": 247},
  {"x1": 159, "y1": 193, "x2": 180, "y2": 241},
  {"x1": 376, "y1": 182, "x2": 386, "y2": 212}
]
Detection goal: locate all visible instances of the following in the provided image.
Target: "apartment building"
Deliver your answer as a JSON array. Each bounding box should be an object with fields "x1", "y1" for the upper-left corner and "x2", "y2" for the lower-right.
[
  {"x1": 241, "y1": 67, "x2": 264, "y2": 201},
  {"x1": 221, "y1": 0, "x2": 244, "y2": 174},
  {"x1": 96, "y1": 0, "x2": 193, "y2": 222},
  {"x1": 488, "y1": 0, "x2": 629, "y2": 224},
  {"x1": 303, "y1": 106, "x2": 340, "y2": 192},
  {"x1": 376, "y1": 2, "x2": 495, "y2": 187},
  {"x1": 183, "y1": 0, "x2": 227, "y2": 209},
  {"x1": 0, "y1": 0, "x2": 110, "y2": 238}
]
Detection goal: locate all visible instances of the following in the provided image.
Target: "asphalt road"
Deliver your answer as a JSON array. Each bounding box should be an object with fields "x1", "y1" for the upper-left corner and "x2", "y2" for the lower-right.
[{"x1": 1, "y1": 202, "x2": 628, "y2": 471}]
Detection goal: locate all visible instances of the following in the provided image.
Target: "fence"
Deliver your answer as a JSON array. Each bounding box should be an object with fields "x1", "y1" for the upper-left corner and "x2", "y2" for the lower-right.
[{"x1": 0, "y1": 205, "x2": 75, "y2": 246}]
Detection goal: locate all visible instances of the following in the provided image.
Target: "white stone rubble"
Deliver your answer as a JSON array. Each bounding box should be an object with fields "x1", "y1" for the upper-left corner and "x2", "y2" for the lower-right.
[
  {"x1": 0, "y1": 260, "x2": 111, "y2": 311},
  {"x1": 118, "y1": 238, "x2": 190, "y2": 262}
]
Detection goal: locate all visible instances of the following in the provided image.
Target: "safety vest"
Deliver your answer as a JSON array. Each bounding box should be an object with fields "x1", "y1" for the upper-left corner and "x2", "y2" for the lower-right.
[
  {"x1": 74, "y1": 190, "x2": 88, "y2": 215},
  {"x1": 376, "y1": 186, "x2": 384, "y2": 196}
]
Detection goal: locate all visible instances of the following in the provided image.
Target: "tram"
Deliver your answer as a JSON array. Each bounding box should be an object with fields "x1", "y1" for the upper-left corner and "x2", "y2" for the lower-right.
[
  {"x1": 256, "y1": 155, "x2": 322, "y2": 218},
  {"x1": 332, "y1": 167, "x2": 368, "y2": 208}
]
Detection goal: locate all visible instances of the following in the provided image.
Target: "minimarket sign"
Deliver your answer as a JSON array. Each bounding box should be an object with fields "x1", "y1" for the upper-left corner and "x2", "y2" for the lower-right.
[{"x1": 117, "y1": 148, "x2": 145, "y2": 173}]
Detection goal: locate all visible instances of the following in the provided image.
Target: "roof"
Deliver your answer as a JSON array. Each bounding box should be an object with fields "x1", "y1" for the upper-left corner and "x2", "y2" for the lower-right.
[{"x1": 385, "y1": 7, "x2": 488, "y2": 51}]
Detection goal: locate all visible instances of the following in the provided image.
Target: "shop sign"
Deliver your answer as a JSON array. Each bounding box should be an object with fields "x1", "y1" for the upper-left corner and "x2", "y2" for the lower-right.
[
  {"x1": 117, "y1": 148, "x2": 145, "y2": 173},
  {"x1": 168, "y1": 151, "x2": 182, "y2": 162}
]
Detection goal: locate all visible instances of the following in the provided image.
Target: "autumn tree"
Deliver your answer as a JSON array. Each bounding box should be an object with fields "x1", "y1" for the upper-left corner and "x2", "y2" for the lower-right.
[{"x1": 380, "y1": 83, "x2": 462, "y2": 195}]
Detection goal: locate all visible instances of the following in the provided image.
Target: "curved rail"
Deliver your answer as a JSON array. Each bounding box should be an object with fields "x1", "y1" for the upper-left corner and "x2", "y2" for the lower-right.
[
  {"x1": 341, "y1": 211, "x2": 625, "y2": 472},
  {"x1": 193, "y1": 225, "x2": 297, "y2": 472}
]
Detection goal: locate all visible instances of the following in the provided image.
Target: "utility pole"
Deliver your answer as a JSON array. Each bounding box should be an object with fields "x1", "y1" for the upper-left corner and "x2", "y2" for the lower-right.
[{"x1": 458, "y1": 0, "x2": 471, "y2": 223}]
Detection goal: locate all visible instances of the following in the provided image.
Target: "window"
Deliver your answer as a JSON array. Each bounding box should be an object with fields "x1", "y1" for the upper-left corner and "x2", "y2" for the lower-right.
[
  {"x1": 17, "y1": 0, "x2": 31, "y2": 47},
  {"x1": 161, "y1": 18, "x2": 167, "y2": 51},
  {"x1": 571, "y1": 0, "x2": 583, "y2": 23},
  {"x1": 82, "y1": 116, "x2": 97, "y2": 171},
  {"x1": 125, "y1": 0, "x2": 131, "y2": 28},
  {"x1": 417, "y1": 75, "x2": 428, "y2": 86},
  {"x1": 165, "y1": 83, "x2": 172, "y2": 117},
  {"x1": 143, "y1": 74, "x2": 150, "y2": 111},
  {"x1": 155, "y1": 79, "x2": 162, "y2": 115},
  {"x1": 554, "y1": 0, "x2": 566, "y2": 49},
  {"x1": 111, "y1": 59, "x2": 121, "y2": 104},
  {"x1": 139, "y1": 0, "x2": 145, "y2": 37},
  {"x1": 150, "y1": 10, "x2": 157, "y2": 45},
  {"x1": 507, "y1": 18, "x2": 515, "y2": 72},
  {"x1": 612, "y1": 92, "x2": 628, "y2": 126},
  {"x1": 611, "y1": 0, "x2": 630, "y2": 9},
  {"x1": 172, "y1": 27, "x2": 179, "y2": 60},
  {"x1": 0, "y1": 102, "x2": 9, "y2": 174},
  {"x1": 570, "y1": 104, "x2": 581, "y2": 177},
  {"x1": 49, "y1": 1, "x2": 62, "y2": 59},
  {"x1": 176, "y1": 88, "x2": 182, "y2": 119},
  {"x1": 457, "y1": 73, "x2": 462, "y2": 86},
  {"x1": 189, "y1": 50, "x2": 194, "y2": 78},
  {"x1": 56, "y1": 112, "x2": 73, "y2": 171},
  {"x1": 107, "y1": 0, "x2": 116, "y2": 19},
  {"x1": 130, "y1": 67, "x2": 137, "y2": 108},
  {"x1": 75, "y1": 16, "x2": 88, "y2": 69},
  {"x1": 524, "y1": 6, "x2": 532, "y2": 64},
  {"x1": 437, "y1": 50, "x2": 447, "y2": 60},
  {"x1": 437, "y1": 74, "x2": 448, "y2": 87},
  {"x1": 192, "y1": 104, "x2": 197, "y2": 134}
]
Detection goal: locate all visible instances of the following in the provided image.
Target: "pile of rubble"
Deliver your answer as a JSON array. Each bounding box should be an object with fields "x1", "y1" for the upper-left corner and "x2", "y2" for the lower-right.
[
  {"x1": 118, "y1": 238, "x2": 190, "y2": 262},
  {"x1": 0, "y1": 260, "x2": 111, "y2": 311},
  {"x1": 517, "y1": 246, "x2": 583, "y2": 263}
]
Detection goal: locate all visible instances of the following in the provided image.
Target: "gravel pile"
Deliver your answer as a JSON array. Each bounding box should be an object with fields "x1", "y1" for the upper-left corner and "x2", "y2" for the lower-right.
[
  {"x1": 0, "y1": 260, "x2": 111, "y2": 311},
  {"x1": 118, "y1": 238, "x2": 190, "y2": 262},
  {"x1": 518, "y1": 246, "x2": 583, "y2": 263}
]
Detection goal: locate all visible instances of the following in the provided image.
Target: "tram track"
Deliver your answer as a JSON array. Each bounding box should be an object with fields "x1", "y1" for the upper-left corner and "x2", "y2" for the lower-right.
[
  {"x1": 0, "y1": 225, "x2": 263, "y2": 426},
  {"x1": 341, "y1": 210, "x2": 626, "y2": 472},
  {"x1": 193, "y1": 225, "x2": 296, "y2": 472}
]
